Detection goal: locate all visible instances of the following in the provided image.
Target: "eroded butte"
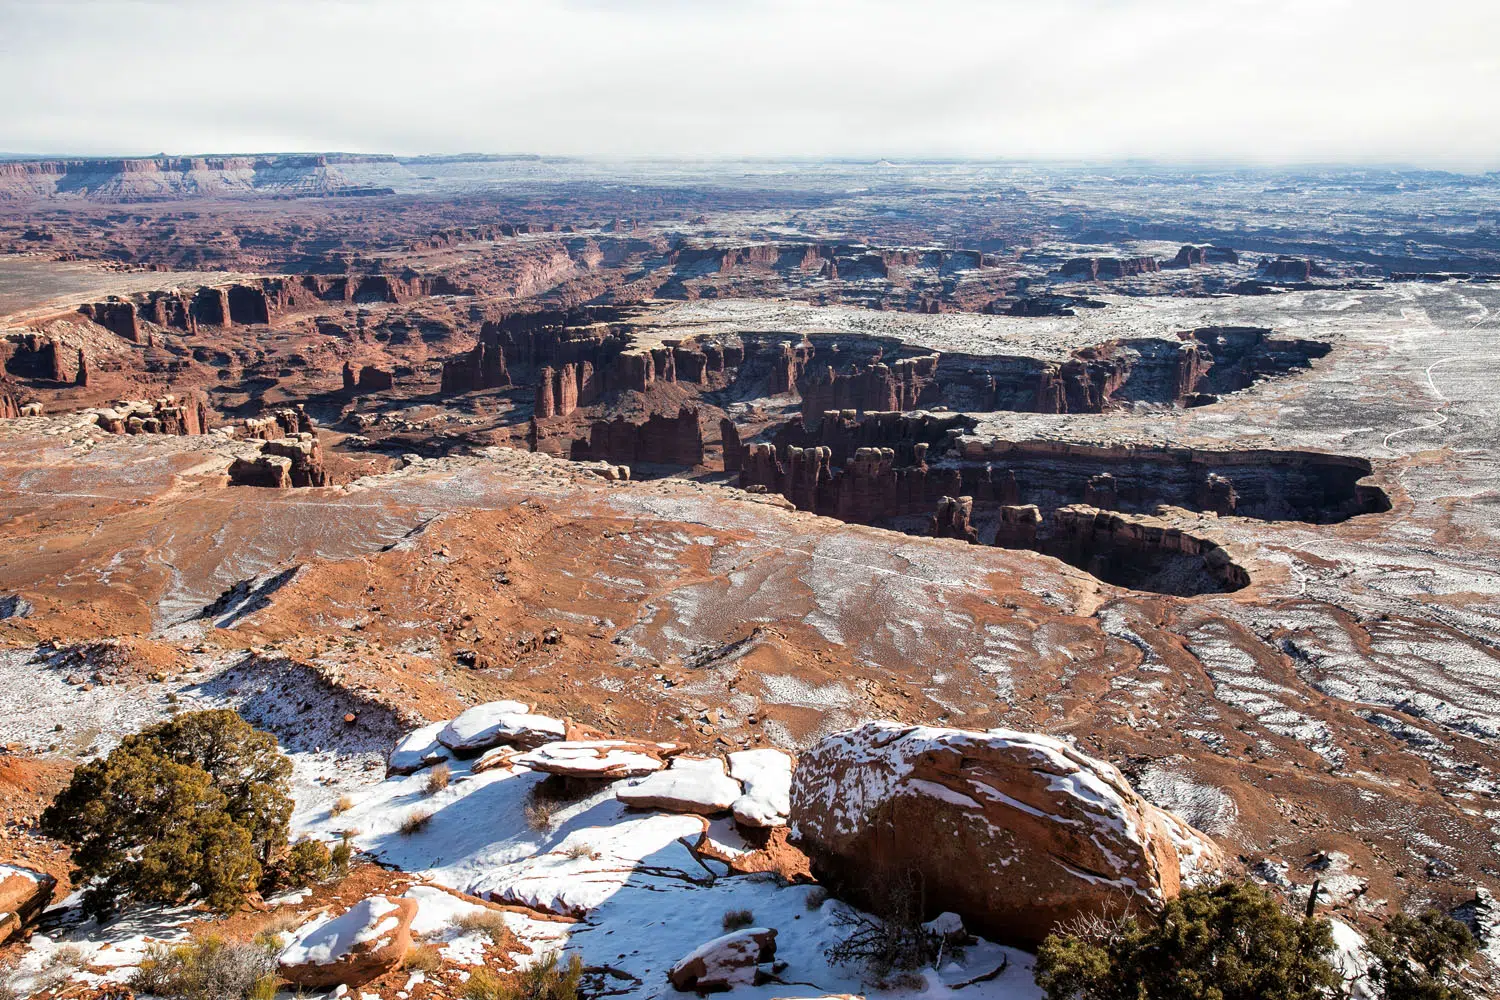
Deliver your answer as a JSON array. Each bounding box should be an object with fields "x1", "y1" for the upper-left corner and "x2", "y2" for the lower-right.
[{"x1": 2, "y1": 156, "x2": 1499, "y2": 993}]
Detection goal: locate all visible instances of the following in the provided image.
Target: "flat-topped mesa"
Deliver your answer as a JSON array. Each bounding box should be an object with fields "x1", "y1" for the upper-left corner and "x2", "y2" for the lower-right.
[
  {"x1": 1260, "y1": 256, "x2": 1335, "y2": 282},
  {"x1": 74, "y1": 273, "x2": 465, "y2": 338},
  {"x1": 571, "y1": 406, "x2": 704, "y2": 468},
  {"x1": 1163, "y1": 244, "x2": 1240, "y2": 269},
  {"x1": 1059, "y1": 256, "x2": 1161, "y2": 280},
  {"x1": 344, "y1": 364, "x2": 394, "y2": 394}
]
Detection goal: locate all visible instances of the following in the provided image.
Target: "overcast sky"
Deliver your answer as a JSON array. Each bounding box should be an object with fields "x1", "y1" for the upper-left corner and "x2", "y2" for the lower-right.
[{"x1": 2, "y1": 0, "x2": 1497, "y2": 168}]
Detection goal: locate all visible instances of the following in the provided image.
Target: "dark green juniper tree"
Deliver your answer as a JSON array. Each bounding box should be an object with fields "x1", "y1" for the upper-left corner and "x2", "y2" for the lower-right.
[{"x1": 42, "y1": 709, "x2": 293, "y2": 918}]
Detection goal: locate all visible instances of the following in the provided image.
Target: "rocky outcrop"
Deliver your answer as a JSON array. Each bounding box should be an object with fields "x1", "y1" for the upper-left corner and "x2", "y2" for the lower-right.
[
  {"x1": 668, "y1": 928, "x2": 778, "y2": 993},
  {"x1": 78, "y1": 299, "x2": 143, "y2": 342},
  {"x1": 617, "y1": 756, "x2": 742, "y2": 814},
  {"x1": 720, "y1": 419, "x2": 744, "y2": 473},
  {"x1": 1060, "y1": 256, "x2": 1160, "y2": 280},
  {"x1": 572, "y1": 407, "x2": 704, "y2": 468},
  {"x1": 262, "y1": 434, "x2": 329, "y2": 487},
  {"x1": 788, "y1": 721, "x2": 1224, "y2": 947},
  {"x1": 0, "y1": 391, "x2": 18, "y2": 419},
  {"x1": 353, "y1": 365, "x2": 394, "y2": 393},
  {"x1": 241, "y1": 406, "x2": 313, "y2": 441},
  {"x1": 89, "y1": 393, "x2": 210, "y2": 435},
  {"x1": 228, "y1": 453, "x2": 292, "y2": 488},
  {"x1": 929, "y1": 495, "x2": 978, "y2": 542},
  {"x1": 278, "y1": 895, "x2": 417, "y2": 988},
  {"x1": 797, "y1": 354, "x2": 940, "y2": 422},
  {"x1": 440, "y1": 330, "x2": 512, "y2": 393},
  {"x1": 1260, "y1": 256, "x2": 1333, "y2": 281},
  {"x1": 0, "y1": 864, "x2": 57, "y2": 945},
  {"x1": 1043, "y1": 504, "x2": 1250, "y2": 593}
]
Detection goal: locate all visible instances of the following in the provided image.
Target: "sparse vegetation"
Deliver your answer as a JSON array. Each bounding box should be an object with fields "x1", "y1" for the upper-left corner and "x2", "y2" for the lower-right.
[
  {"x1": 463, "y1": 951, "x2": 583, "y2": 1000},
  {"x1": 525, "y1": 798, "x2": 556, "y2": 832},
  {"x1": 722, "y1": 908, "x2": 755, "y2": 932},
  {"x1": 452, "y1": 908, "x2": 511, "y2": 942},
  {"x1": 330, "y1": 794, "x2": 355, "y2": 817},
  {"x1": 824, "y1": 870, "x2": 945, "y2": 982},
  {"x1": 263, "y1": 836, "x2": 332, "y2": 892},
  {"x1": 1035, "y1": 882, "x2": 1340, "y2": 1000},
  {"x1": 563, "y1": 842, "x2": 598, "y2": 861},
  {"x1": 41, "y1": 709, "x2": 293, "y2": 918},
  {"x1": 1366, "y1": 909, "x2": 1476, "y2": 1000},
  {"x1": 330, "y1": 830, "x2": 354, "y2": 874},
  {"x1": 400, "y1": 809, "x2": 433, "y2": 835},
  {"x1": 403, "y1": 943, "x2": 443, "y2": 974},
  {"x1": 130, "y1": 935, "x2": 280, "y2": 1000},
  {"x1": 425, "y1": 763, "x2": 451, "y2": 795}
]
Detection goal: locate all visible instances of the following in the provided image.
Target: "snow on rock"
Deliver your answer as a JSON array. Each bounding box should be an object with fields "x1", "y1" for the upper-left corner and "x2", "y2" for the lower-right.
[
  {"x1": 469, "y1": 812, "x2": 710, "y2": 916},
  {"x1": 515, "y1": 739, "x2": 674, "y2": 778},
  {"x1": 387, "y1": 721, "x2": 451, "y2": 775},
  {"x1": 728, "y1": 748, "x2": 793, "y2": 828},
  {"x1": 789, "y1": 720, "x2": 1226, "y2": 947},
  {"x1": 667, "y1": 926, "x2": 777, "y2": 992},
  {"x1": 278, "y1": 895, "x2": 417, "y2": 988},
  {"x1": 1328, "y1": 917, "x2": 1372, "y2": 998},
  {"x1": 617, "y1": 755, "x2": 742, "y2": 814},
  {"x1": 438, "y1": 701, "x2": 565, "y2": 754},
  {"x1": 0, "y1": 863, "x2": 56, "y2": 945}
]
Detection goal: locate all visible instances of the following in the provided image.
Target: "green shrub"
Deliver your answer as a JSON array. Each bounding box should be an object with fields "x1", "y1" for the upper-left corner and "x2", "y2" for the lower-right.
[
  {"x1": 41, "y1": 710, "x2": 292, "y2": 918},
  {"x1": 130, "y1": 935, "x2": 279, "y2": 1000},
  {"x1": 1035, "y1": 882, "x2": 1340, "y2": 1000},
  {"x1": 1367, "y1": 910, "x2": 1476, "y2": 1000},
  {"x1": 330, "y1": 839, "x2": 353, "y2": 875},
  {"x1": 268, "y1": 837, "x2": 332, "y2": 891}
]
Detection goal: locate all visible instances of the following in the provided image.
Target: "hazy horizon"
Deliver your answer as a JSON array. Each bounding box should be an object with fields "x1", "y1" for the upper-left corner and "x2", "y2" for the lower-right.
[{"x1": 3, "y1": 0, "x2": 1498, "y2": 170}]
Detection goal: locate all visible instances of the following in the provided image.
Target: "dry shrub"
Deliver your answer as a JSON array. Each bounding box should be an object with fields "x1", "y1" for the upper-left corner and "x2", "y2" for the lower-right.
[
  {"x1": 525, "y1": 798, "x2": 556, "y2": 832},
  {"x1": 722, "y1": 908, "x2": 755, "y2": 932},
  {"x1": 129, "y1": 935, "x2": 279, "y2": 1000},
  {"x1": 403, "y1": 943, "x2": 443, "y2": 974},
  {"x1": 330, "y1": 794, "x2": 354, "y2": 817},
  {"x1": 563, "y1": 842, "x2": 598, "y2": 861},
  {"x1": 425, "y1": 763, "x2": 451, "y2": 795},
  {"x1": 452, "y1": 908, "x2": 511, "y2": 942},
  {"x1": 400, "y1": 809, "x2": 432, "y2": 836},
  {"x1": 464, "y1": 951, "x2": 583, "y2": 1000}
]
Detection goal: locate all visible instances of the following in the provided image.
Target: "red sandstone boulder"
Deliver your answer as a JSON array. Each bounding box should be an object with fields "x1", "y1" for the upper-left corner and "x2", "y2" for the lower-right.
[
  {"x1": 788, "y1": 721, "x2": 1224, "y2": 947},
  {"x1": 0, "y1": 864, "x2": 57, "y2": 945},
  {"x1": 278, "y1": 895, "x2": 417, "y2": 988},
  {"x1": 668, "y1": 927, "x2": 777, "y2": 992}
]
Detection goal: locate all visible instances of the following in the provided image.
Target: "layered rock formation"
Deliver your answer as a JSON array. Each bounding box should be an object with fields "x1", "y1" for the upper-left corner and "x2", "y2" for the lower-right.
[
  {"x1": 789, "y1": 721, "x2": 1224, "y2": 946},
  {"x1": 1060, "y1": 256, "x2": 1161, "y2": 279},
  {"x1": 0, "y1": 864, "x2": 56, "y2": 945},
  {"x1": 89, "y1": 393, "x2": 210, "y2": 435},
  {"x1": 571, "y1": 407, "x2": 704, "y2": 468}
]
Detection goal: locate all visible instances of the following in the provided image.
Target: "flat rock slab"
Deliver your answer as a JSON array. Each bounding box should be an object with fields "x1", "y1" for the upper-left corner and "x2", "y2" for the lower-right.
[
  {"x1": 618, "y1": 755, "x2": 742, "y2": 814},
  {"x1": 728, "y1": 748, "x2": 794, "y2": 828},
  {"x1": 387, "y1": 721, "x2": 451, "y2": 775},
  {"x1": 279, "y1": 894, "x2": 417, "y2": 988},
  {"x1": 438, "y1": 701, "x2": 565, "y2": 754},
  {"x1": 515, "y1": 740, "x2": 678, "y2": 778}
]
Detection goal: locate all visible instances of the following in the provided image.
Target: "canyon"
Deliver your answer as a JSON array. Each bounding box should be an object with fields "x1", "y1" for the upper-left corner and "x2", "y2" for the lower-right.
[{"x1": 1, "y1": 157, "x2": 1499, "y2": 998}]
